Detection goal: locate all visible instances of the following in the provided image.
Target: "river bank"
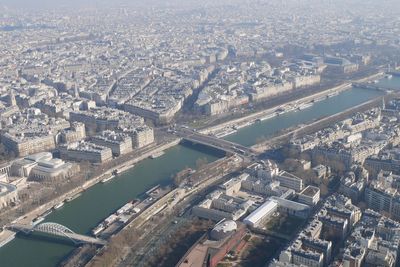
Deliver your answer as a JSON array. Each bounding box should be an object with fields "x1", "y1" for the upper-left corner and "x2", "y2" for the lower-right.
[
  {"x1": 200, "y1": 83, "x2": 351, "y2": 137},
  {"x1": 0, "y1": 70, "x2": 390, "y2": 266},
  {"x1": 0, "y1": 71, "x2": 385, "y2": 245},
  {"x1": 87, "y1": 154, "x2": 242, "y2": 267},
  {"x1": 201, "y1": 71, "x2": 385, "y2": 137},
  {"x1": 0, "y1": 138, "x2": 182, "y2": 248},
  {"x1": 86, "y1": 75, "x2": 389, "y2": 266},
  {"x1": 251, "y1": 93, "x2": 387, "y2": 152},
  {"x1": 71, "y1": 74, "x2": 389, "y2": 266},
  {"x1": 0, "y1": 73, "x2": 384, "y2": 247},
  {"x1": 0, "y1": 143, "x2": 224, "y2": 267},
  {"x1": 203, "y1": 83, "x2": 350, "y2": 138}
]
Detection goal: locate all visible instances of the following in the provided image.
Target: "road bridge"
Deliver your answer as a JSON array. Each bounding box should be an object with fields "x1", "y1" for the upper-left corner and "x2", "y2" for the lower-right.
[
  {"x1": 388, "y1": 71, "x2": 400, "y2": 77},
  {"x1": 352, "y1": 82, "x2": 392, "y2": 92},
  {"x1": 7, "y1": 222, "x2": 107, "y2": 246},
  {"x1": 173, "y1": 126, "x2": 257, "y2": 158}
]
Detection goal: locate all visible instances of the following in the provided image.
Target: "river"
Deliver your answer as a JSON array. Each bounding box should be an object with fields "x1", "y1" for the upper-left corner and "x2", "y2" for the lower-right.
[
  {"x1": 0, "y1": 144, "x2": 224, "y2": 267},
  {"x1": 375, "y1": 74, "x2": 400, "y2": 89},
  {"x1": 0, "y1": 84, "x2": 391, "y2": 267},
  {"x1": 225, "y1": 87, "x2": 384, "y2": 146}
]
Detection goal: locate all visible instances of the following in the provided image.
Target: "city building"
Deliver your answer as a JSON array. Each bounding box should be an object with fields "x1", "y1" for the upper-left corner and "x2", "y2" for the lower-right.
[
  {"x1": 58, "y1": 122, "x2": 86, "y2": 144},
  {"x1": 275, "y1": 171, "x2": 304, "y2": 192},
  {"x1": 0, "y1": 108, "x2": 70, "y2": 156},
  {"x1": 10, "y1": 152, "x2": 79, "y2": 182},
  {"x1": 129, "y1": 126, "x2": 155, "y2": 148},
  {"x1": 0, "y1": 182, "x2": 18, "y2": 210},
  {"x1": 298, "y1": 186, "x2": 320, "y2": 206},
  {"x1": 365, "y1": 175, "x2": 400, "y2": 221},
  {"x1": 192, "y1": 190, "x2": 254, "y2": 221},
  {"x1": 219, "y1": 174, "x2": 247, "y2": 196},
  {"x1": 341, "y1": 210, "x2": 400, "y2": 267},
  {"x1": 59, "y1": 141, "x2": 113, "y2": 163},
  {"x1": 243, "y1": 199, "x2": 278, "y2": 228},
  {"x1": 275, "y1": 195, "x2": 359, "y2": 267},
  {"x1": 177, "y1": 220, "x2": 247, "y2": 267},
  {"x1": 339, "y1": 168, "x2": 367, "y2": 203},
  {"x1": 324, "y1": 56, "x2": 359, "y2": 74},
  {"x1": 69, "y1": 107, "x2": 144, "y2": 133},
  {"x1": 91, "y1": 131, "x2": 133, "y2": 156},
  {"x1": 270, "y1": 196, "x2": 311, "y2": 219}
]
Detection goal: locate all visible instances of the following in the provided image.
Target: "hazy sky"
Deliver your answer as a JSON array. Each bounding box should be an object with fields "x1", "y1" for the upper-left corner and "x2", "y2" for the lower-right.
[
  {"x1": 1, "y1": 0, "x2": 399, "y2": 11},
  {"x1": 0, "y1": 0, "x2": 167, "y2": 10},
  {"x1": 0, "y1": 0, "x2": 227, "y2": 11},
  {"x1": 0, "y1": 0, "x2": 115, "y2": 8}
]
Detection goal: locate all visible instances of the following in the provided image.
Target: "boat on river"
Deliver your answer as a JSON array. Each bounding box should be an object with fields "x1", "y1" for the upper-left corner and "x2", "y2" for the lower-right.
[
  {"x1": 297, "y1": 102, "x2": 313, "y2": 110},
  {"x1": 53, "y1": 202, "x2": 64, "y2": 210},
  {"x1": 101, "y1": 175, "x2": 115, "y2": 183},
  {"x1": 32, "y1": 216, "x2": 45, "y2": 226},
  {"x1": 327, "y1": 91, "x2": 339, "y2": 98},
  {"x1": 66, "y1": 193, "x2": 81, "y2": 202},
  {"x1": 150, "y1": 151, "x2": 165, "y2": 159}
]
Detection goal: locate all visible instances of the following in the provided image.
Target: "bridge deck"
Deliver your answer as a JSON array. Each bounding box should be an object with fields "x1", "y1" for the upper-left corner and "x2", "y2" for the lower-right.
[
  {"x1": 352, "y1": 82, "x2": 390, "y2": 92},
  {"x1": 175, "y1": 128, "x2": 256, "y2": 157},
  {"x1": 7, "y1": 224, "x2": 106, "y2": 245}
]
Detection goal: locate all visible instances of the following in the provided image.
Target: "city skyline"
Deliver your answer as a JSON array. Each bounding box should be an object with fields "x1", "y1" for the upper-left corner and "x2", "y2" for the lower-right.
[{"x1": 0, "y1": 1, "x2": 400, "y2": 266}]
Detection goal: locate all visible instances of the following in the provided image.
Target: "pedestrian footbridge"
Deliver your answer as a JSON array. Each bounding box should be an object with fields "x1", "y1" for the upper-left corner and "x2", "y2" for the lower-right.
[{"x1": 7, "y1": 222, "x2": 107, "y2": 246}]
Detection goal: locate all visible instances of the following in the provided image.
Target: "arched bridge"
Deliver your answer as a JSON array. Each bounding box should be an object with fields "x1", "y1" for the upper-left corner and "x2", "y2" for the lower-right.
[{"x1": 7, "y1": 222, "x2": 107, "y2": 246}]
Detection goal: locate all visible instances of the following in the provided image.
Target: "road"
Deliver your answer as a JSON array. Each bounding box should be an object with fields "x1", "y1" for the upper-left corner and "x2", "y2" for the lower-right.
[
  {"x1": 251, "y1": 93, "x2": 387, "y2": 153},
  {"x1": 174, "y1": 126, "x2": 256, "y2": 158}
]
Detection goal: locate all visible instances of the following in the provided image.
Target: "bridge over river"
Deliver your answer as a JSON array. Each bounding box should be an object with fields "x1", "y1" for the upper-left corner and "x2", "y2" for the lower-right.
[
  {"x1": 173, "y1": 126, "x2": 257, "y2": 158},
  {"x1": 7, "y1": 222, "x2": 107, "y2": 246},
  {"x1": 352, "y1": 82, "x2": 393, "y2": 92}
]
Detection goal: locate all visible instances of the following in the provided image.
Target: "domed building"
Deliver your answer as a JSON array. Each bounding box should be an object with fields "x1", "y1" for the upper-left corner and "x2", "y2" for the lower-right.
[{"x1": 177, "y1": 220, "x2": 247, "y2": 267}]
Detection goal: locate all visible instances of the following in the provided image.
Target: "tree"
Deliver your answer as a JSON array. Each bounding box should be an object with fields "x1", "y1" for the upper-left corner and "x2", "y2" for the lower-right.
[
  {"x1": 320, "y1": 183, "x2": 329, "y2": 196},
  {"x1": 0, "y1": 143, "x2": 15, "y2": 162},
  {"x1": 283, "y1": 158, "x2": 300, "y2": 172},
  {"x1": 300, "y1": 153, "x2": 311, "y2": 162},
  {"x1": 330, "y1": 159, "x2": 346, "y2": 175},
  {"x1": 80, "y1": 160, "x2": 93, "y2": 180}
]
